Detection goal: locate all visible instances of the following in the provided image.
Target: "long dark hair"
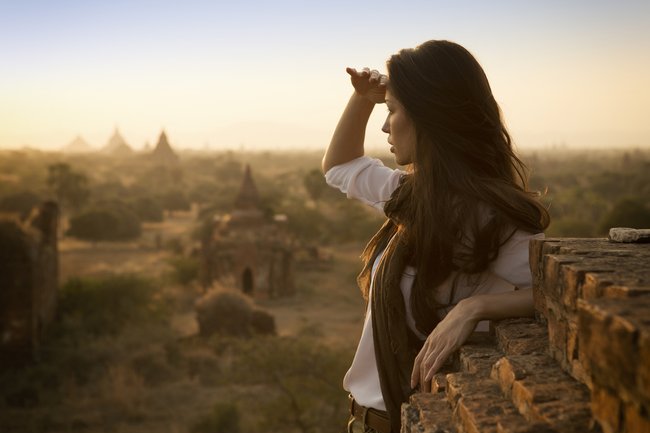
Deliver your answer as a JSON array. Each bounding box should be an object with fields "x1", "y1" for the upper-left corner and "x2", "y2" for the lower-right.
[{"x1": 359, "y1": 40, "x2": 550, "y2": 335}]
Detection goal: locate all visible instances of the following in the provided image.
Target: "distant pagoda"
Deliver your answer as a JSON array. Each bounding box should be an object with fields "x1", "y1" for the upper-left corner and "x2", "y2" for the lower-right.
[
  {"x1": 151, "y1": 130, "x2": 179, "y2": 164},
  {"x1": 63, "y1": 135, "x2": 92, "y2": 153},
  {"x1": 234, "y1": 165, "x2": 262, "y2": 213},
  {"x1": 102, "y1": 127, "x2": 133, "y2": 156}
]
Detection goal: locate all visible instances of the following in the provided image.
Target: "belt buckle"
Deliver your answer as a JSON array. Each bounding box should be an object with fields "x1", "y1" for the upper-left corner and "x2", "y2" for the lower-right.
[{"x1": 348, "y1": 395, "x2": 372, "y2": 433}]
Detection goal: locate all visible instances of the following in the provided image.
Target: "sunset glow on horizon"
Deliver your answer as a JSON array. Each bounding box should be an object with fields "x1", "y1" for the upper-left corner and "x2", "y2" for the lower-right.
[{"x1": 1, "y1": 0, "x2": 649, "y2": 152}]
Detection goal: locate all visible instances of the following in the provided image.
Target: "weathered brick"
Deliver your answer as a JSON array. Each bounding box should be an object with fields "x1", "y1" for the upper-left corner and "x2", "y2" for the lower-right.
[
  {"x1": 639, "y1": 327, "x2": 650, "y2": 403},
  {"x1": 528, "y1": 238, "x2": 545, "y2": 275},
  {"x1": 604, "y1": 284, "x2": 650, "y2": 299},
  {"x1": 446, "y1": 373, "x2": 527, "y2": 433},
  {"x1": 533, "y1": 401, "x2": 596, "y2": 433},
  {"x1": 491, "y1": 356, "x2": 533, "y2": 399},
  {"x1": 543, "y1": 255, "x2": 581, "y2": 302},
  {"x1": 561, "y1": 264, "x2": 585, "y2": 312},
  {"x1": 494, "y1": 318, "x2": 548, "y2": 356},
  {"x1": 402, "y1": 392, "x2": 456, "y2": 433},
  {"x1": 431, "y1": 373, "x2": 448, "y2": 393},
  {"x1": 624, "y1": 402, "x2": 650, "y2": 433},
  {"x1": 496, "y1": 417, "x2": 558, "y2": 433},
  {"x1": 591, "y1": 386, "x2": 622, "y2": 433},
  {"x1": 582, "y1": 272, "x2": 614, "y2": 300},
  {"x1": 459, "y1": 343, "x2": 503, "y2": 377},
  {"x1": 533, "y1": 289, "x2": 547, "y2": 324},
  {"x1": 445, "y1": 373, "x2": 481, "y2": 408},
  {"x1": 565, "y1": 319, "x2": 578, "y2": 362},
  {"x1": 491, "y1": 354, "x2": 593, "y2": 432},
  {"x1": 545, "y1": 303, "x2": 567, "y2": 363},
  {"x1": 456, "y1": 396, "x2": 518, "y2": 433},
  {"x1": 565, "y1": 318, "x2": 590, "y2": 384},
  {"x1": 579, "y1": 298, "x2": 650, "y2": 405}
]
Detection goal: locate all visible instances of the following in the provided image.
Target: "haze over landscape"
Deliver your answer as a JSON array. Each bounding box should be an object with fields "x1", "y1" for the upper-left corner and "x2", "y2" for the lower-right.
[{"x1": 1, "y1": 0, "x2": 649, "y2": 151}]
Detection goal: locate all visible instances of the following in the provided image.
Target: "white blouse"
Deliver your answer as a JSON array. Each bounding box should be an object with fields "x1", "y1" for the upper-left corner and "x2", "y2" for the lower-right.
[{"x1": 325, "y1": 156, "x2": 543, "y2": 411}]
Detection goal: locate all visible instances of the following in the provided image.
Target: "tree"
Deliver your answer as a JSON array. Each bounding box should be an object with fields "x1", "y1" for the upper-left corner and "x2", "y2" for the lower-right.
[
  {"x1": 303, "y1": 169, "x2": 327, "y2": 205},
  {"x1": 67, "y1": 207, "x2": 141, "y2": 242},
  {"x1": 0, "y1": 191, "x2": 42, "y2": 219},
  {"x1": 47, "y1": 163, "x2": 89, "y2": 211},
  {"x1": 161, "y1": 190, "x2": 190, "y2": 216},
  {"x1": 131, "y1": 197, "x2": 164, "y2": 222},
  {"x1": 599, "y1": 198, "x2": 650, "y2": 234}
]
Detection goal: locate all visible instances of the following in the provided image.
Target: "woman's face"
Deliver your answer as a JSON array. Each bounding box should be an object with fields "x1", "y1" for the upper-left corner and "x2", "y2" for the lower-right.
[{"x1": 382, "y1": 89, "x2": 416, "y2": 166}]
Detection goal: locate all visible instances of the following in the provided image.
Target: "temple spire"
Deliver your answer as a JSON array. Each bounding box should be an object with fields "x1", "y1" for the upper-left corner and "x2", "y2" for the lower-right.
[{"x1": 234, "y1": 165, "x2": 261, "y2": 211}]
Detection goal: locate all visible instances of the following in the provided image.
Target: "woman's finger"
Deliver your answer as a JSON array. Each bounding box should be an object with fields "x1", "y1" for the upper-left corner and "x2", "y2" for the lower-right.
[
  {"x1": 411, "y1": 354, "x2": 422, "y2": 388},
  {"x1": 424, "y1": 347, "x2": 451, "y2": 382},
  {"x1": 411, "y1": 340, "x2": 430, "y2": 387}
]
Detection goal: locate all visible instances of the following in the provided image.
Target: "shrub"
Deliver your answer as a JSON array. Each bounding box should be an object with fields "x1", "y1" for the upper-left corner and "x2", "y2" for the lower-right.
[
  {"x1": 168, "y1": 256, "x2": 199, "y2": 286},
  {"x1": 165, "y1": 237, "x2": 184, "y2": 255},
  {"x1": 57, "y1": 275, "x2": 166, "y2": 336},
  {"x1": 130, "y1": 349, "x2": 177, "y2": 386},
  {"x1": 250, "y1": 309, "x2": 276, "y2": 336},
  {"x1": 194, "y1": 289, "x2": 276, "y2": 338},
  {"x1": 226, "y1": 335, "x2": 350, "y2": 433},
  {"x1": 195, "y1": 290, "x2": 253, "y2": 337},
  {"x1": 191, "y1": 402, "x2": 240, "y2": 433}
]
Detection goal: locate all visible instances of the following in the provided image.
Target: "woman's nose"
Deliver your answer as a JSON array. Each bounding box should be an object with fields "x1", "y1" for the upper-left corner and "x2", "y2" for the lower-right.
[{"x1": 381, "y1": 117, "x2": 390, "y2": 134}]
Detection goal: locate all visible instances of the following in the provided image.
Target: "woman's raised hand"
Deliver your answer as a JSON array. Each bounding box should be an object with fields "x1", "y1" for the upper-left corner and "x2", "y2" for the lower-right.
[{"x1": 346, "y1": 67, "x2": 387, "y2": 104}]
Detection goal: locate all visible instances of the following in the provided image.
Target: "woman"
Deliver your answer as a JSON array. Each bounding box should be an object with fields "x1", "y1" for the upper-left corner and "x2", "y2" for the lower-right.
[{"x1": 322, "y1": 40, "x2": 549, "y2": 433}]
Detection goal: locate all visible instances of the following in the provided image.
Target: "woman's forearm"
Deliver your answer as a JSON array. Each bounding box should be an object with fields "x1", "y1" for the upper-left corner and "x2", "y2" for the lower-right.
[
  {"x1": 321, "y1": 92, "x2": 375, "y2": 173},
  {"x1": 460, "y1": 287, "x2": 535, "y2": 322}
]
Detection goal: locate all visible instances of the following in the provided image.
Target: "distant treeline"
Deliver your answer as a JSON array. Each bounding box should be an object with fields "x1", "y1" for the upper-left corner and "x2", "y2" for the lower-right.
[{"x1": 0, "y1": 147, "x2": 649, "y2": 241}]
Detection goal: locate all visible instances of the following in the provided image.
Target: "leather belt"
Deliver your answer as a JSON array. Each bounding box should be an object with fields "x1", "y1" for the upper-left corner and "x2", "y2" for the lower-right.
[{"x1": 348, "y1": 395, "x2": 391, "y2": 433}]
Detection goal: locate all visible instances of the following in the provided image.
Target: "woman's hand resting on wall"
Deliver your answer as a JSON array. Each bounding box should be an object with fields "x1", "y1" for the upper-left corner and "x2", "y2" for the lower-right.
[{"x1": 410, "y1": 297, "x2": 480, "y2": 392}]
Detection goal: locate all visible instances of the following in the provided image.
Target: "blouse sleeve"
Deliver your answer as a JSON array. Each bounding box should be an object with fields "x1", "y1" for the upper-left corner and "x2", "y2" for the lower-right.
[
  {"x1": 324, "y1": 156, "x2": 405, "y2": 215},
  {"x1": 489, "y1": 230, "x2": 545, "y2": 290}
]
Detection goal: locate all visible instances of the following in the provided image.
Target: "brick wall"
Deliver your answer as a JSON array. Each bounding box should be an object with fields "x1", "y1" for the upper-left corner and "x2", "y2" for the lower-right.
[{"x1": 401, "y1": 238, "x2": 650, "y2": 433}]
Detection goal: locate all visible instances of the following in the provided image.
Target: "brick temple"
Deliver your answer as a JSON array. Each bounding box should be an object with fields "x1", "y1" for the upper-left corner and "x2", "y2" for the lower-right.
[{"x1": 201, "y1": 164, "x2": 295, "y2": 297}]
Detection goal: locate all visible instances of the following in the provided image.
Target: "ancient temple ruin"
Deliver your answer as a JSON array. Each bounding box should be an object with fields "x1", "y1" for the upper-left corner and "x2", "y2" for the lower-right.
[
  {"x1": 201, "y1": 165, "x2": 294, "y2": 297},
  {"x1": 0, "y1": 202, "x2": 59, "y2": 366}
]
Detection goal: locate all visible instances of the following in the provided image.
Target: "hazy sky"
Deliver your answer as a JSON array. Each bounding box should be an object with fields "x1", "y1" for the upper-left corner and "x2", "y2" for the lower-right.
[{"x1": 1, "y1": 0, "x2": 649, "y2": 151}]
